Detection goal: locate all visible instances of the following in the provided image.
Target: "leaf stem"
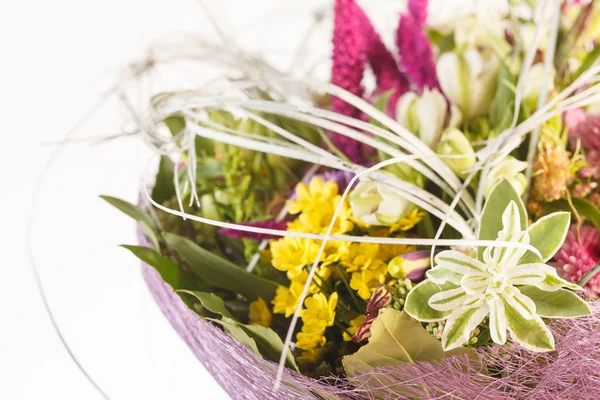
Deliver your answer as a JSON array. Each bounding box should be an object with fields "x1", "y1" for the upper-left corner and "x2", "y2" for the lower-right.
[{"x1": 578, "y1": 261, "x2": 600, "y2": 287}]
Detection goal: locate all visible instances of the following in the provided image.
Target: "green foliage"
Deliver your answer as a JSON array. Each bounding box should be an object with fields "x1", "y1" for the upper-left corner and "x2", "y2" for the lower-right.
[
  {"x1": 478, "y1": 180, "x2": 526, "y2": 260},
  {"x1": 180, "y1": 290, "x2": 298, "y2": 371},
  {"x1": 519, "y1": 212, "x2": 571, "y2": 264},
  {"x1": 518, "y1": 286, "x2": 591, "y2": 318},
  {"x1": 543, "y1": 197, "x2": 600, "y2": 232},
  {"x1": 403, "y1": 281, "x2": 455, "y2": 322},
  {"x1": 100, "y1": 195, "x2": 159, "y2": 248},
  {"x1": 489, "y1": 60, "x2": 517, "y2": 130},
  {"x1": 164, "y1": 232, "x2": 278, "y2": 301},
  {"x1": 121, "y1": 245, "x2": 180, "y2": 289},
  {"x1": 152, "y1": 156, "x2": 176, "y2": 204}
]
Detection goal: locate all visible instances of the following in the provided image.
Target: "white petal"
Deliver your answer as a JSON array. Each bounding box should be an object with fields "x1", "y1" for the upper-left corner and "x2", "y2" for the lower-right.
[
  {"x1": 499, "y1": 201, "x2": 521, "y2": 239},
  {"x1": 435, "y1": 250, "x2": 486, "y2": 275},
  {"x1": 461, "y1": 274, "x2": 489, "y2": 296},
  {"x1": 442, "y1": 302, "x2": 490, "y2": 351},
  {"x1": 506, "y1": 263, "x2": 546, "y2": 286},
  {"x1": 428, "y1": 287, "x2": 468, "y2": 311},
  {"x1": 489, "y1": 298, "x2": 507, "y2": 345}
]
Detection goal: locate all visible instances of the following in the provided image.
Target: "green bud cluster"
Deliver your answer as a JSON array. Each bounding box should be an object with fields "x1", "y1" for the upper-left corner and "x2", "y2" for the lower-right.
[{"x1": 389, "y1": 279, "x2": 414, "y2": 311}]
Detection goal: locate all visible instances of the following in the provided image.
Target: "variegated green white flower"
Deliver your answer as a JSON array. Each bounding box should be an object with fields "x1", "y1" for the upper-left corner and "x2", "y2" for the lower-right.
[{"x1": 405, "y1": 199, "x2": 591, "y2": 353}]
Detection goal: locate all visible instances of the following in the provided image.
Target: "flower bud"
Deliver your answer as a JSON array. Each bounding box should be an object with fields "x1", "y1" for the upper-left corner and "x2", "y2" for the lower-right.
[
  {"x1": 396, "y1": 88, "x2": 448, "y2": 149},
  {"x1": 437, "y1": 49, "x2": 498, "y2": 120},
  {"x1": 483, "y1": 156, "x2": 529, "y2": 199},
  {"x1": 387, "y1": 250, "x2": 431, "y2": 280},
  {"x1": 436, "y1": 128, "x2": 476, "y2": 177},
  {"x1": 349, "y1": 180, "x2": 413, "y2": 226}
]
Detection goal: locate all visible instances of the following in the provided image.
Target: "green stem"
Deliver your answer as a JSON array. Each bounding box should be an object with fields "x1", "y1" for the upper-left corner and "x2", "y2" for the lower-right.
[
  {"x1": 334, "y1": 263, "x2": 363, "y2": 313},
  {"x1": 578, "y1": 261, "x2": 600, "y2": 287},
  {"x1": 316, "y1": 128, "x2": 351, "y2": 163}
]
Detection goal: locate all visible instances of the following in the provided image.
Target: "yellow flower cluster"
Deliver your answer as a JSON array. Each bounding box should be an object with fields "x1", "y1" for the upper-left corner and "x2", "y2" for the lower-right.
[
  {"x1": 296, "y1": 292, "x2": 338, "y2": 363},
  {"x1": 269, "y1": 176, "x2": 417, "y2": 362}
]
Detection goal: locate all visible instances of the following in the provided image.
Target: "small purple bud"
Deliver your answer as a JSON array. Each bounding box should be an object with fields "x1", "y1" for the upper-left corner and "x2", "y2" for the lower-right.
[{"x1": 387, "y1": 250, "x2": 431, "y2": 281}]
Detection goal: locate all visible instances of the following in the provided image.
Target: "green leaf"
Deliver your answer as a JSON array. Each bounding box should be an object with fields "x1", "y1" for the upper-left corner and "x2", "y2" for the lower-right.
[
  {"x1": 518, "y1": 286, "x2": 591, "y2": 318},
  {"x1": 151, "y1": 156, "x2": 176, "y2": 204},
  {"x1": 164, "y1": 115, "x2": 186, "y2": 136},
  {"x1": 208, "y1": 317, "x2": 261, "y2": 357},
  {"x1": 543, "y1": 197, "x2": 600, "y2": 231},
  {"x1": 343, "y1": 309, "x2": 474, "y2": 376},
  {"x1": 489, "y1": 60, "x2": 517, "y2": 128},
  {"x1": 121, "y1": 245, "x2": 179, "y2": 289},
  {"x1": 504, "y1": 299, "x2": 554, "y2": 352},
  {"x1": 519, "y1": 212, "x2": 571, "y2": 264},
  {"x1": 176, "y1": 290, "x2": 234, "y2": 319},
  {"x1": 478, "y1": 180, "x2": 527, "y2": 260},
  {"x1": 404, "y1": 280, "x2": 456, "y2": 322},
  {"x1": 101, "y1": 195, "x2": 159, "y2": 248},
  {"x1": 240, "y1": 324, "x2": 299, "y2": 372},
  {"x1": 164, "y1": 232, "x2": 278, "y2": 301}
]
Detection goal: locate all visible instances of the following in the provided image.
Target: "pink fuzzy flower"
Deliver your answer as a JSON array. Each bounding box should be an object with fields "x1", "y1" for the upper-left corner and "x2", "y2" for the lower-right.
[{"x1": 554, "y1": 224, "x2": 600, "y2": 296}]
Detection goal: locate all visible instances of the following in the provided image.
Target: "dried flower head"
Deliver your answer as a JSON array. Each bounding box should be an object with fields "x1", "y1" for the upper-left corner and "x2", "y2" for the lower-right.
[{"x1": 531, "y1": 144, "x2": 575, "y2": 202}]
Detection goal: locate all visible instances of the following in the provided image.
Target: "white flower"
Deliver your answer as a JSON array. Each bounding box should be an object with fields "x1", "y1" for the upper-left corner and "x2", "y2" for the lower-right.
[
  {"x1": 405, "y1": 201, "x2": 589, "y2": 352},
  {"x1": 436, "y1": 128, "x2": 476, "y2": 177},
  {"x1": 437, "y1": 49, "x2": 498, "y2": 120},
  {"x1": 484, "y1": 156, "x2": 528, "y2": 199},
  {"x1": 396, "y1": 88, "x2": 448, "y2": 149},
  {"x1": 349, "y1": 180, "x2": 412, "y2": 226}
]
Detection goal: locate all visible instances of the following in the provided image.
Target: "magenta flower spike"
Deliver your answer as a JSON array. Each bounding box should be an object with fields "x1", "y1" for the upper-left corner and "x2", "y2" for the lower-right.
[
  {"x1": 396, "y1": 0, "x2": 441, "y2": 93},
  {"x1": 331, "y1": 0, "x2": 410, "y2": 162}
]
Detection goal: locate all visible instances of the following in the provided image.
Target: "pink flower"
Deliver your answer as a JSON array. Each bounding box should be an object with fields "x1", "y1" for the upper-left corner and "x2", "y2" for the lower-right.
[
  {"x1": 554, "y1": 224, "x2": 600, "y2": 296},
  {"x1": 570, "y1": 113, "x2": 600, "y2": 179}
]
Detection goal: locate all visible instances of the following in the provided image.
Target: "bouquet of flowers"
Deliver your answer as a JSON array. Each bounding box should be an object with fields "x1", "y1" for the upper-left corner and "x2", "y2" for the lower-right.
[{"x1": 103, "y1": 0, "x2": 600, "y2": 398}]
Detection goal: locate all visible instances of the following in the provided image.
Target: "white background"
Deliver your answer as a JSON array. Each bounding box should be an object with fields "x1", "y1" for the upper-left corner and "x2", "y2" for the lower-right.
[{"x1": 0, "y1": 0, "x2": 495, "y2": 399}]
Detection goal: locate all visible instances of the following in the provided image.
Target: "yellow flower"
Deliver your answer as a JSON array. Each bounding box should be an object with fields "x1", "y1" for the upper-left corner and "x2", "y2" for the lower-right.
[
  {"x1": 288, "y1": 177, "x2": 339, "y2": 215},
  {"x1": 322, "y1": 240, "x2": 351, "y2": 267},
  {"x1": 290, "y1": 267, "x2": 332, "y2": 294},
  {"x1": 272, "y1": 285, "x2": 301, "y2": 317},
  {"x1": 350, "y1": 265, "x2": 388, "y2": 299},
  {"x1": 297, "y1": 345, "x2": 331, "y2": 365},
  {"x1": 290, "y1": 196, "x2": 354, "y2": 235},
  {"x1": 388, "y1": 208, "x2": 425, "y2": 233},
  {"x1": 270, "y1": 236, "x2": 320, "y2": 279},
  {"x1": 296, "y1": 331, "x2": 326, "y2": 350},
  {"x1": 300, "y1": 292, "x2": 338, "y2": 333},
  {"x1": 248, "y1": 297, "x2": 272, "y2": 327},
  {"x1": 377, "y1": 243, "x2": 415, "y2": 263},
  {"x1": 343, "y1": 314, "x2": 367, "y2": 341},
  {"x1": 341, "y1": 242, "x2": 386, "y2": 273}
]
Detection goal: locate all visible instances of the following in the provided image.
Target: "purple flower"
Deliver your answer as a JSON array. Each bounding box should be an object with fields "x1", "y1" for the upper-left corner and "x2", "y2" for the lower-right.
[{"x1": 218, "y1": 220, "x2": 287, "y2": 241}]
